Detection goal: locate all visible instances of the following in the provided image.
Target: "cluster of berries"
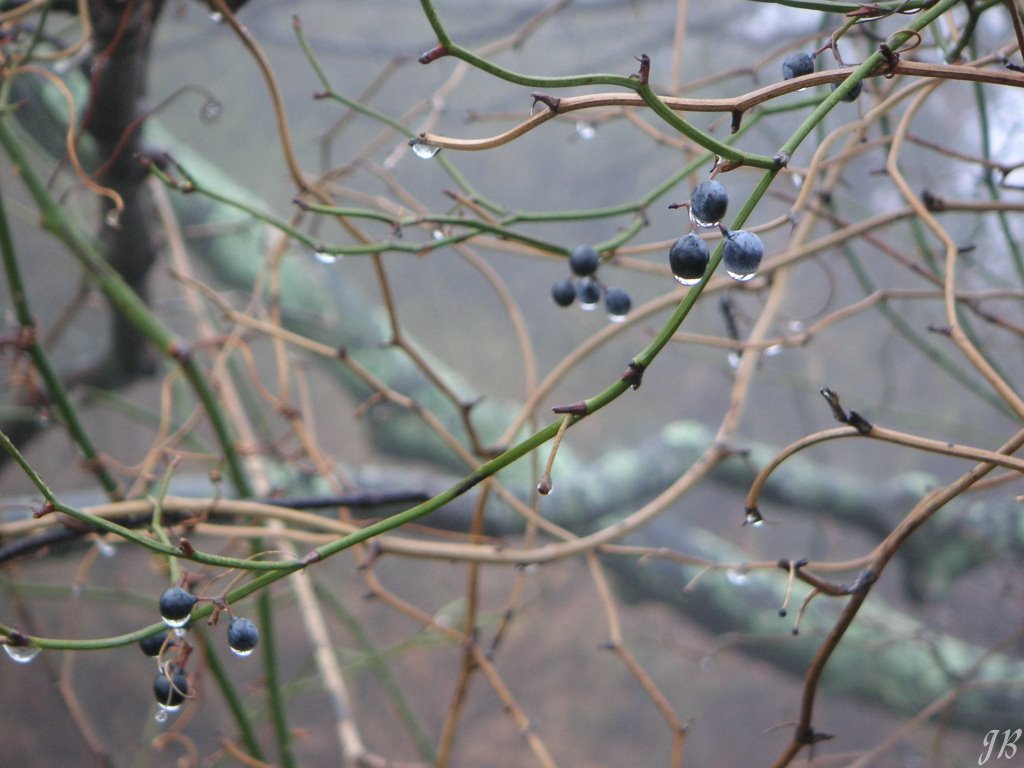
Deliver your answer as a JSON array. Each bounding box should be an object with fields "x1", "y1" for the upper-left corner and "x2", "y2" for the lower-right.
[
  {"x1": 142, "y1": 586, "x2": 260, "y2": 716},
  {"x1": 550, "y1": 245, "x2": 632, "y2": 322},
  {"x1": 668, "y1": 180, "x2": 764, "y2": 285}
]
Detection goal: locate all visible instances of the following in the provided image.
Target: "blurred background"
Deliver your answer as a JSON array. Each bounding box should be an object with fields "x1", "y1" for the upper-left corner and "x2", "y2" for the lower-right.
[{"x1": 2, "y1": 1, "x2": 1023, "y2": 765}]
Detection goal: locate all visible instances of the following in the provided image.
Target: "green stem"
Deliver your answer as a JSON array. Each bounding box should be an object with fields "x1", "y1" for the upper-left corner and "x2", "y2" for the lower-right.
[
  {"x1": 777, "y1": 0, "x2": 962, "y2": 162},
  {"x1": 293, "y1": 14, "x2": 502, "y2": 214},
  {"x1": 744, "y1": 0, "x2": 934, "y2": 11},
  {"x1": 419, "y1": 1, "x2": 777, "y2": 168},
  {"x1": 150, "y1": 463, "x2": 181, "y2": 584},
  {"x1": 257, "y1": 592, "x2": 297, "y2": 768},
  {"x1": 0, "y1": 174, "x2": 122, "y2": 499},
  {"x1": 0, "y1": 116, "x2": 251, "y2": 499},
  {"x1": 197, "y1": 624, "x2": 267, "y2": 762},
  {"x1": 314, "y1": 582, "x2": 437, "y2": 764},
  {"x1": 969, "y1": 60, "x2": 1024, "y2": 282}
]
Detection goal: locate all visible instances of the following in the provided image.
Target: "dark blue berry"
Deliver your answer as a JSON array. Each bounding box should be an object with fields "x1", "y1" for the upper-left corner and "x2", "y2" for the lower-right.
[
  {"x1": 722, "y1": 230, "x2": 764, "y2": 282},
  {"x1": 158, "y1": 587, "x2": 197, "y2": 628},
  {"x1": 689, "y1": 180, "x2": 728, "y2": 226},
  {"x1": 568, "y1": 245, "x2": 600, "y2": 277},
  {"x1": 577, "y1": 277, "x2": 601, "y2": 308},
  {"x1": 668, "y1": 233, "x2": 710, "y2": 284},
  {"x1": 551, "y1": 278, "x2": 577, "y2": 307},
  {"x1": 782, "y1": 52, "x2": 814, "y2": 80},
  {"x1": 139, "y1": 630, "x2": 170, "y2": 657},
  {"x1": 153, "y1": 666, "x2": 189, "y2": 709},
  {"x1": 604, "y1": 288, "x2": 631, "y2": 320},
  {"x1": 227, "y1": 616, "x2": 260, "y2": 657},
  {"x1": 831, "y1": 79, "x2": 863, "y2": 102}
]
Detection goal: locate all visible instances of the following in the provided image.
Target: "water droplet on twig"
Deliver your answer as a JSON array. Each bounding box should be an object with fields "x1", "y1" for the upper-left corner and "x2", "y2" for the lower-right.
[
  {"x1": 725, "y1": 569, "x2": 749, "y2": 586},
  {"x1": 3, "y1": 643, "x2": 40, "y2": 664},
  {"x1": 200, "y1": 99, "x2": 222, "y2": 123},
  {"x1": 574, "y1": 121, "x2": 597, "y2": 140},
  {"x1": 409, "y1": 138, "x2": 440, "y2": 159}
]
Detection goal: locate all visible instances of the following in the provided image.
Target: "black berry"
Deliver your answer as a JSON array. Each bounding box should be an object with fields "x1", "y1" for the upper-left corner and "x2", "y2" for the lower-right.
[
  {"x1": 226, "y1": 616, "x2": 260, "y2": 657},
  {"x1": 782, "y1": 52, "x2": 814, "y2": 80},
  {"x1": 153, "y1": 666, "x2": 190, "y2": 710},
  {"x1": 551, "y1": 278, "x2": 577, "y2": 307},
  {"x1": 689, "y1": 180, "x2": 728, "y2": 226},
  {"x1": 139, "y1": 630, "x2": 170, "y2": 657},
  {"x1": 577, "y1": 277, "x2": 601, "y2": 308},
  {"x1": 568, "y1": 245, "x2": 600, "y2": 277},
  {"x1": 158, "y1": 587, "x2": 197, "y2": 628},
  {"x1": 604, "y1": 288, "x2": 631, "y2": 320},
  {"x1": 722, "y1": 230, "x2": 764, "y2": 282},
  {"x1": 668, "y1": 233, "x2": 710, "y2": 285},
  {"x1": 831, "y1": 79, "x2": 863, "y2": 102}
]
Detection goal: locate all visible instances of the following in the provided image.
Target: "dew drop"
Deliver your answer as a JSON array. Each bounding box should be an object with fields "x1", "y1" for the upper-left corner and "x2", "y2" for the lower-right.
[
  {"x1": 173, "y1": 627, "x2": 187, "y2": 640},
  {"x1": 208, "y1": 11, "x2": 223, "y2": 23},
  {"x1": 726, "y1": 269, "x2": 758, "y2": 283},
  {"x1": 579, "y1": 299, "x2": 599, "y2": 312},
  {"x1": 673, "y1": 275, "x2": 702, "y2": 287},
  {"x1": 787, "y1": 319, "x2": 805, "y2": 333},
  {"x1": 574, "y1": 121, "x2": 597, "y2": 140},
  {"x1": 432, "y1": 229, "x2": 444, "y2": 241},
  {"x1": 409, "y1": 138, "x2": 440, "y2": 159},
  {"x1": 161, "y1": 615, "x2": 190, "y2": 630},
  {"x1": 104, "y1": 209, "x2": 122, "y2": 229},
  {"x1": 154, "y1": 709, "x2": 168, "y2": 723},
  {"x1": 200, "y1": 99, "x2": 222, "y2": 123},
  {"x1": 689, "y1": 210, "x2": 720, "y2": 228},
  {"x1": 608, "y1": 312, "x2": 628, "y2": 324},
  {"x1": 95, "y1": 539, "x2": 116, "y2": 558},
  {"x1": 749, "y1": 518, "x2": 766, "y2": 528},
  {"x1": 314, "y1": 250, "x2": 338, "y2": 265},
  {"x1": 4, "y1": 643, "x2": 40, "y2": 664},
  {"x1": 764, "y1": 344, "x2": 782, "y2": 358},
  {"x1": 725, "y1": 569, "x2": 749, "y2": 586},
  {"x1": 229, "y1": 646, "x2": 255, "y2": 658},
  {"x1": 726, "y1": 351, "x2": 740, "y2": 370},
  {"x1": 791, "y1": 173, "x2": 804, "y2": 189}
]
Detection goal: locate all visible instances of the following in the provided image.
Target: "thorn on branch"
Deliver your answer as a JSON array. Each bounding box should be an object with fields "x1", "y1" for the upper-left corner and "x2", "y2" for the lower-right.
[
  {"x1": 819, "y1": 387, "x2": 872, "y2": 434},
  {"x1": 878, "y1": 42, "x2": 900, "y2": 77},
  {"x1": 552, "y1": 401, "x2": 588, "y2": 416},
  {"x1": 168, "y1": 341, "x2": 191, "y2": 365},
  {"x1": 301, "y1": 550, "x2": 323, "y2": 567},
  {"x1": 773, "y1": 151, "x2": 791, "y2": 169},
  {"x1": 418, "y1": 44, "x2": 449, "y2": 65},
  {"x1": 621, "y1": 361, "x2": 646, "y2": 390},
  {"x1": 33, "y1": 502, "x2": 55, "y2": 519},
  {"x1": 743, "y1": 507, "x2": 765, "y2": 526},
  {"x1": 921, "y1": 189, "x2": 946, "y2": 211},
  {"x1": 846, "y1": 568, "x2": 876, "y2": 594},
  {"x1": 633, "y1": 54, "x2": 651, "y2": 85},
  {"x1": 1000, "y1": 55, "x2": 1024, "y2": 73},
  {"x1": 928, "y1": 323, "x2": 953, "y2": 337},
  {"x1": 730, "y1": 110, "x2": 743, "y2": 134},
  {"x1": 530, "y1": 92, "x2": 560, "y2": 113},
  {"x1": 795, "y1": 724, "x2": 834, "y2": 745}
]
